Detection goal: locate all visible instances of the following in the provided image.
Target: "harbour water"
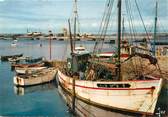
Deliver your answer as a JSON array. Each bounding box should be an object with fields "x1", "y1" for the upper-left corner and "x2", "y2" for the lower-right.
[{"x1": 0, "y1": 39, "x2": 167, "y2": 116}]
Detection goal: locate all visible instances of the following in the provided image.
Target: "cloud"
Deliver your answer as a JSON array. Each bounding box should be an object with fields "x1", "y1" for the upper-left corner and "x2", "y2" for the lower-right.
[{"x1": 0, "y1": 0, "x2": 167, "y2": 33}]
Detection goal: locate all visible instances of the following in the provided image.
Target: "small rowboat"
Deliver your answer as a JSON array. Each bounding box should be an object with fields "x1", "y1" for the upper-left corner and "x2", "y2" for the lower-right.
[
  {"x1": 1, "y1": 54, "x2": 23, "y2": 61},
  {"x1": 8, "y1": 57, "x2": 20, "y2": 63},
  {"x1": 14, "y1": 68, "x2": 56, "y2": 86},
  {"x1": 8, "y1": 56, "x2": 31, "y2": 63}
]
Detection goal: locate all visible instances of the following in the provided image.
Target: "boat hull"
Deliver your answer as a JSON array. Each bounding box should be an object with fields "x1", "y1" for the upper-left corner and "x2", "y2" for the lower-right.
[
  {"x1": 57, "y1": 70, "x2": 163, "y2": 115},
  {"x1": 14, "y1": 69, "x2": 56, "y2": 86},
  {"x1": 11, "y1": 62, "x2": 44, "y2": 70}
]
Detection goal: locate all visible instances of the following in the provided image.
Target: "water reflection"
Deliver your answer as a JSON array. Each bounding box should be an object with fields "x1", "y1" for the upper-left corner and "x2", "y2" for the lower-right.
[{"x1": 14, "y1": 81, "x2": 57, "y2": 96}]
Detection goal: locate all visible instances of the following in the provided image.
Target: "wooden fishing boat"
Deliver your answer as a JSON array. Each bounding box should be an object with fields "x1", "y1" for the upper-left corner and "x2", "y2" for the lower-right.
[
  {"x1": 1, "y1": 54, "x2": 23, "y2": 61},
  {"x1": 58, "y1": 68, "x2": 162, "y2": 115},
  {"x1": 57, "y1": 0, "x2": 163, "y2": 115},
  {"x1": 14, "y1": 68, "x2": 56, "y2": 86}
]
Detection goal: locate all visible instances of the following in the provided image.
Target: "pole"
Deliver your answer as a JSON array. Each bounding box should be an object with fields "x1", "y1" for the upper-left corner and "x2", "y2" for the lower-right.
[
  {"x1": 117, "y1": 0, "x2": 122, "y2": 81},
  {"x1": 49, "y1": 30, "x2": 52, "y2": 60},
  {"x1": 68, "y1": 19, "x2": 75, "y2": 114},
  {"x1": 153, "y1": 1, "x2": 158, "y2": 56},
  {"x1": 68, "y1": 19, "x2": 74, "y2": 53},
  {"x1": 74, "y1": 17, "x2": 76, "y2": 50},
  {"x1": 50, "y1": 37, "x2": 51, "y2": 60}
]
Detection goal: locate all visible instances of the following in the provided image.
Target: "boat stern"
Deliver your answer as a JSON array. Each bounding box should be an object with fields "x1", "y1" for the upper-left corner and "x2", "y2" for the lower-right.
[{"x1": 13, "y1": 76, "x2": 25, "y2": 86}]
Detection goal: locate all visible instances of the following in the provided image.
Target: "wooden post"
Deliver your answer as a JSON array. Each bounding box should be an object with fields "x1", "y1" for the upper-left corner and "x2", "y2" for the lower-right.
[
  {"x1": 49, "y1": 30, "x2": 52, "y2": 60},
  {"x1": 68, "y1": 19, "x2": 76, "y2": 114}
]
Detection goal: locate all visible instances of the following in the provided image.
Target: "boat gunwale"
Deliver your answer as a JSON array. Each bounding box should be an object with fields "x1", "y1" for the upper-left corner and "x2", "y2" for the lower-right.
[{"x1": 58, "y1": 70, "x2": 161, "y2": 91}]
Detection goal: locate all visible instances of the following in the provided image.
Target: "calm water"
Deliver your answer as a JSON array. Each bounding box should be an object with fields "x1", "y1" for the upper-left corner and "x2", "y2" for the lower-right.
[{"x1": 0, "y1": 39, "x2": 167, "y2": 116}]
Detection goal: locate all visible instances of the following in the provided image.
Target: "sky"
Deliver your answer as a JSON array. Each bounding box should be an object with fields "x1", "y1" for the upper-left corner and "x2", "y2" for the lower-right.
[{"x1": 0, "y1": 0, "x2": 167, "y2": 34}]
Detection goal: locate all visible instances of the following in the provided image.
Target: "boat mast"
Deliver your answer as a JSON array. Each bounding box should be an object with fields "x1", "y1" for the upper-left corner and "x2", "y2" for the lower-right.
[
  {"x1": 117, "y1": 0, "x2": 122, "y2": 80},
  {"x1": 153, "y1": 1, "x2": 158, "y2": 56},
  {"x1": 68, "y1": 19, "x2": 74, "y2": 53},
  {"x1": 122, "y1": 15, "x2": 125, "y2": 40},
  {"x1": 72, "y1": 1, "x2": 77, "y2": 113},
  {"x1": 73, "y1": 0, "x2": 78, "y2": 49},
  {"x1": 68, "y1": 19, "x2": 76, "y2": 114}
]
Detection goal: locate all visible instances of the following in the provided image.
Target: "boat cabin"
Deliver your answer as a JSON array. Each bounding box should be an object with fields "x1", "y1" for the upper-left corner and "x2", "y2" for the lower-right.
[{"x1": 67, "y1": 52, "x2": 91, "y2": 73}]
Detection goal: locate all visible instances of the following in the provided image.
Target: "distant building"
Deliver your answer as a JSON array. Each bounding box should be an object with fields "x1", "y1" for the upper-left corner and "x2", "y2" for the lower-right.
[{"x1": 63, "y1": 28, "x2": 68, "y2": 37}]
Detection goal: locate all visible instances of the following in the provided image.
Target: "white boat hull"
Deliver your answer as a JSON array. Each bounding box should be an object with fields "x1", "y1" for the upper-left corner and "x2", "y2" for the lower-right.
[
  {"x1": 57, "y1": 70, "x2": 163, "y2": 115},
  {"x1": 14, "y1": 68, "x2": 56, "y2": 86}
]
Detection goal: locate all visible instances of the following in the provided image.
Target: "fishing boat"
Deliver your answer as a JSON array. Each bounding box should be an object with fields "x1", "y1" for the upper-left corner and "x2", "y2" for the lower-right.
[
  {"x1": 57, "y1": 0, "x2": 163, "y2": 115},
  {"x1": 58, "y1": 69, "x2": 162, "y2": 115},
  {"x1": 1, "y1": 54, "x2": 23, "y2": 61},
  {"x1": 14, "y1": 68, "x2": 56, "y2": 86},
  {"x1": 26, "y1": 57, "x2": 44, "y2": 63}
]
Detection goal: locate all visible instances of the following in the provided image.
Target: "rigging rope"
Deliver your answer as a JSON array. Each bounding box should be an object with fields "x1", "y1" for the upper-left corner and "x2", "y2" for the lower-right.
[
  {"x1": 93, "y1": 0, "x2": 114, "y2": 55},
  {"x1": 135, "y1": 0, "x2": 151, "y2": 42}
]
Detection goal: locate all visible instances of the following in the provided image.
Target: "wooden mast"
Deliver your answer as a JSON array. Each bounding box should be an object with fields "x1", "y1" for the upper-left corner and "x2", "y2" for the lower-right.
[
  {"x1": 73, "y1": 0, "x2": 78, "y2": 49},
  {"x1": 68, "y1": 19, "x2": 76, "y2": 114},
  {"x1": 153, "y1": 1, "x2": 158, "y2": 56},
  {"x1": 117, "y1": 0, "x2": 122, "y2": 81}
]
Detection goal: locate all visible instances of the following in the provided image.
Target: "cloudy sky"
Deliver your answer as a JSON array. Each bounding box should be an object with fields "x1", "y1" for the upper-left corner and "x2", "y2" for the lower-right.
[{"x1": 0, "y1": 0, "x2": 167, "y2": 34}]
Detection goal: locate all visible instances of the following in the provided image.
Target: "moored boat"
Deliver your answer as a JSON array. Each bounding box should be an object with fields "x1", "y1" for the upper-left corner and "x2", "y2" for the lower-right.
[
  {"x1": 8, "y1": 57, "x2": 20, "y2": 63},
  {"x1": 74, "y1": 46, "x2": 89, "y2": 54},
  {"x1": 11, "y1": 62, "x2": 45, "y2": 70},
  {"x1": 56, "y1": 0, "x2": 163, "y2": 115},
  {"x1": 26, "y1": 57, "x2": 44, "y2": 63},
  {"x1": 57, "y1": 69, "x2": 162, "y2": 115},
  {"x1": 11, "y1": 42, "x2": 17, "y2": 47},
  {"x1": 14, "y1": 68, "x2": 56, "y2": 86},
  {"x1": 1, "y1": 54, "x2": 23, "y2": 61}
]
